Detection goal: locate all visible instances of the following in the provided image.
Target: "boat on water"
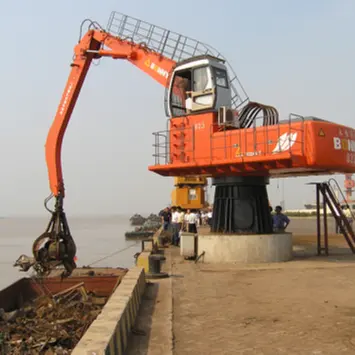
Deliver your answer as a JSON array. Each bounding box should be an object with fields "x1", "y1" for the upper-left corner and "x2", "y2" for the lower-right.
[
  {"x1": 126, "y1": 213, "x2": 161, "y2": 239},
  {"x1": 129, "y1": 214, "x2": 146, "y2": 226},
  {"x1": 125, "y1": 231, "x2": 155, "y2": 239}
]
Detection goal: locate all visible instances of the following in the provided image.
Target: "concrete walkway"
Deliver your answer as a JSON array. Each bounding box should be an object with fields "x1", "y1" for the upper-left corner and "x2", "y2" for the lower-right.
[
  {"x1": 127, "y1": 234, "x2": 355, "y2": 354},
  {"x1": 171, "y1": 245, "x2": 355, "y2": 355},
  {"x1": 125, "y1": 250, "x2": 173, "y2": 355}
]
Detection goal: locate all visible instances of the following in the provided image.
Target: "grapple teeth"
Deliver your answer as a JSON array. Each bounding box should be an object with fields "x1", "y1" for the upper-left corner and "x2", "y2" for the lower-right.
[
  {"x1": 16, "y1": 196, "x2": 77, "y2": 277},
  {"x1": 13, "y1": 254, "x2": 36, "y2": 272}
]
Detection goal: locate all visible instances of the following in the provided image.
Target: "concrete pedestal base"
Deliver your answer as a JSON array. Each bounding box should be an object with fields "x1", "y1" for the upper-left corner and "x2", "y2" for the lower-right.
[{"x1": 198, "y1": 233, "x2": 293, "y2": 263}]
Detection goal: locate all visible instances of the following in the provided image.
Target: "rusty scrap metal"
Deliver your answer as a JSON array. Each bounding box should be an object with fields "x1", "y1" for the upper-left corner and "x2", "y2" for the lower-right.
[{"x1": 0, "y1": 283, "x2": 107, "y2": 354}]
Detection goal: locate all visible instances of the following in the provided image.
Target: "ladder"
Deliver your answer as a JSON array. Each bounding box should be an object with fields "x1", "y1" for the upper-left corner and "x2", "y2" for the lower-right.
[{"x1": 315, "y1": 180, "x2": 355, "y2": 255}]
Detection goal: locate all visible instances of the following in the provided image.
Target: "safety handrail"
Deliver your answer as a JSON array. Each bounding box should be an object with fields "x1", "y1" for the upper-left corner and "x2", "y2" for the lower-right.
[
  {"x1": 209, "y1": 114, "x2": 305, "y2": 160},
  {"x1": 152, "y1": 114, "x2": 306, "y2": 165},
  {"x1": 106, "y1": 11, "x2": 249, "y2": 113},
  {"x1": 328, "y1": 178, "x2": 355, "y2": 221}
]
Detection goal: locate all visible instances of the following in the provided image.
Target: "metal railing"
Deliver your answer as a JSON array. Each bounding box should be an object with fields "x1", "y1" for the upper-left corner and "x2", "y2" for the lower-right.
[
  {"x1": 152, "y1": 125, "x2": 195, "y2": 165},
  {"x1": 153, "y1": 131, "x2": 169, "y2": 165},
  {"x1": 106, "y1": 11, "x2": 249, "y2": 112},
  {"x1": 210, "y1": 113, "x2": 305, "y2": 161},
  {"x1": 152, "y1": 114, "x2": 306, "y2": 166},
  {"x1": 328, "y1": 178, "x2": 355, "y2": 221}
]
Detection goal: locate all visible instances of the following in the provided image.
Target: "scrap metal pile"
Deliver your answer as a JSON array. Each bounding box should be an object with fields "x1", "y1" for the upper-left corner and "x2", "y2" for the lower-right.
[{"x1": 0, "y1": 282, "x2": 107, "y2": 354}]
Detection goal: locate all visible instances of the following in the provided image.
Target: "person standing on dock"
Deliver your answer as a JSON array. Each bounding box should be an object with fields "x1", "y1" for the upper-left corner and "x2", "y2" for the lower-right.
[
  {"x1": 196, "y1": 210, "x2": 201, "y2": 227},
  {"x1": 187, "y1": 209, "x2": 198, "y2": 234},
  {"x1": 344, "y1": 206, "x2": 353, "y2": 229},
  {"x1": 269, "y1": 205, "x2": 274, "y2": 228},
  {"x1": 171, "y1": 206, "x2": 182, "y2": 246},
  {"x1": 177, "y1": 207, "x2": 185, "y2": 241},
  {"x1": 159, "y1": 207, "x2": 171, "y2": 231},
  {"x1": 184, "y1": 209, "x2": 190, "y2": 231},
  {"x1": 335, "y1": 204, "x2": 342, "y2": 234},
  {"x1": 272, "y1": 206, "x2": 290, "y2": 232},
  {"x1": 178, "y1": 207, "x2": 185, "y2": 226},
  {"x1": 207, "y1": 207, "x2": 213, "y2": 227},
  {"x1": 201, "y1": 210, "x2": 207, "y2": 225}
]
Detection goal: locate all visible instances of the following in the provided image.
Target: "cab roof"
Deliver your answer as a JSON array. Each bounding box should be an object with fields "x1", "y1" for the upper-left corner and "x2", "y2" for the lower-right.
[{"x1": 175, "y1": 54, "x2": 225, "y2": 69}]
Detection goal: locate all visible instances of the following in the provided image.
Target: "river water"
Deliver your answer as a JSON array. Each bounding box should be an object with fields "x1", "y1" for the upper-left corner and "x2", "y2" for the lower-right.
[
  {"x1": 0, "y1": 215, "x2": 337, "y2": 290},
  {"x1": 0, "y1": 215, "x2": 142, "y2": 290}
]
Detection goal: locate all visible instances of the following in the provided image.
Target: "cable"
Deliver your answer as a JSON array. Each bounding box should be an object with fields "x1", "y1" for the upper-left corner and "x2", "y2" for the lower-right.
[
  {"x1": 238, "y1": 101, "x2": 279, "y2": 128},
  {"x1": 78, "y1": 19, "x2": 104, "y2": 43},
  {"x1": 86, "y1": 241, "x2": 140, "y2": 267}
]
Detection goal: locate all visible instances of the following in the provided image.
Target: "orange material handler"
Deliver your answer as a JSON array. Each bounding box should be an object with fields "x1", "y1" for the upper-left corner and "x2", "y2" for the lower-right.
[
  {"x1": 14, "y1": 12, "x2": 251, "y2": 276},
  {"x1": 15, "y1": 12, "x2": 355, "y2": 276}
]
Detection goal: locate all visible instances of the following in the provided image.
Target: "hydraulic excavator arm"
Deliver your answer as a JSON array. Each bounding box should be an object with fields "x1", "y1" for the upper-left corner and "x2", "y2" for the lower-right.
[
  {"x1": 48, "y1": 29, "x2": 175, "y2": 197},
  {"x1": 14, "y1": 24, "x2": 176, "y2": 277}
]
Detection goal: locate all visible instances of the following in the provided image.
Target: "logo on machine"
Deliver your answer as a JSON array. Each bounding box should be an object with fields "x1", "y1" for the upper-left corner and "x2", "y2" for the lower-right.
[
  {"x1": 59, "y1": 82, "x2": 73, "y2": 116},
  {"x1": 272, "y1": 132, "x2": 298, "y2": 153},
  {"x1": 333, "y1": 137, "x2": 355, "y2": 152},
  {"x1": 144, "y1": 59, "x2": 169, "y2": 79}
]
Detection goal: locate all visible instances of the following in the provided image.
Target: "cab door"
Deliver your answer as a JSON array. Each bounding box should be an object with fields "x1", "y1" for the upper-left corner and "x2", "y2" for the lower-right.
[
  {"x1": 212, "y1": 66, "x2": 231, "y2": 109},
  {"x1": 188, "y1": 66, "x2": 215, "y2": 112}
]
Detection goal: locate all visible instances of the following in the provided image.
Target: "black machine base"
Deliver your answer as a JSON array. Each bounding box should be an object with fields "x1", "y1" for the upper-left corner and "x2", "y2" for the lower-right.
[{"x1": 211, "y1": 176, "x2": 273, "y2": 234}]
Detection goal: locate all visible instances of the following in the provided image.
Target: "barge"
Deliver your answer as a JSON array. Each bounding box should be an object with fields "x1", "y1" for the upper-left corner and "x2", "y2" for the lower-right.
[
  {"x1": 0, "y1": 267, "x2": 130, "y2": 354},
  {"x1": 125, "y1": 230, "x2": 155, "y2": 240}
]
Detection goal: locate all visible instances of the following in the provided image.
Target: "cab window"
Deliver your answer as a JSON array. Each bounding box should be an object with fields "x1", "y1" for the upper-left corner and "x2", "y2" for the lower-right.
[
  {"x1": 170, "y1": 70, "x2": 192, "y2": 116},
  {"x1": 213, "y1": 67, "x2": 228, "y2": 88},
  {"x1": 193, "y1": 66, "x2": 211, "y2": 92}
]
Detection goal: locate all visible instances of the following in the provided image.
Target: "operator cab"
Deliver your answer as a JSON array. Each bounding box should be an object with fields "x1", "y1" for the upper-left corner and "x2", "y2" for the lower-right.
[{"x1": 167, "y1": 55, "x2": 232, "y2": 117}]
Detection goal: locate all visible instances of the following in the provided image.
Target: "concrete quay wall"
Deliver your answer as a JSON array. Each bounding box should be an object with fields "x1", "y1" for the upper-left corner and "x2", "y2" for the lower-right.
[{"x1": 71, "y1": 266, "x2": 146, "y2": 355}]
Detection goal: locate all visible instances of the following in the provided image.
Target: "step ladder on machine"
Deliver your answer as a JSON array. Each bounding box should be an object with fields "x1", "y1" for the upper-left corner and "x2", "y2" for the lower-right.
[{"x1": 311, "y1": 179, "x2": 355, "y2": 255}]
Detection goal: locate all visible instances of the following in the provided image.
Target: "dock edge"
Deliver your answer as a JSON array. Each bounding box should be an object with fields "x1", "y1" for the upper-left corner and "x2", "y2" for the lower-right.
[{"x1": 71, "y1": 266, "x2": 146, "y2": 355}]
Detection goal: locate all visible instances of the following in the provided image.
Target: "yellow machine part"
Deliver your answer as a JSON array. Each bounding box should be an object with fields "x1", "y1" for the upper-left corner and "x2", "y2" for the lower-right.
[{"x1": 171, "y1": 186, "x2": 205, "y2": 209}]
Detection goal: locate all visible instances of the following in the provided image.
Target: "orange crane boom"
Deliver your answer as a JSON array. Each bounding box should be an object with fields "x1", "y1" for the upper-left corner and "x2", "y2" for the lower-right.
[
  {"x1": 47, "y1": 29, "x2": 175, "y2": 197},
  {"x1": 41, "y1": 26, "x2": 177, "y2": 277},
  {"x1": 17, "y1": 13, "x2": 250, "y2": 277}
]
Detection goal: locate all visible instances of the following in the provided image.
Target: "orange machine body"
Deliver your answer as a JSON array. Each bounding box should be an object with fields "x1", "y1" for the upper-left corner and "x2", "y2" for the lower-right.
[{"x1": 149, "y1": 113, "x2": 355, "y2": 177}]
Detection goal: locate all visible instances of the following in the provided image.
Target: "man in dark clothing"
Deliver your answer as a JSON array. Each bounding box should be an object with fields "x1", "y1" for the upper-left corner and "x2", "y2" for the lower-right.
[
  {"x1": 269, "y1": 205, "x2": 273, "y2": 227},
  {"x1": 159, "y1": 207, "x2": 171, "y2": 231},
  {"x1": 272, "y1": 205, "x2": 290, "y2": 232}
]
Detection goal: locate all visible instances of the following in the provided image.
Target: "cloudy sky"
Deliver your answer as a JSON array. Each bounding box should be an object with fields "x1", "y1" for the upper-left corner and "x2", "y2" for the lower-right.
[{"x1": 0, "y1": 0, "x2": 354, "y2": 216}]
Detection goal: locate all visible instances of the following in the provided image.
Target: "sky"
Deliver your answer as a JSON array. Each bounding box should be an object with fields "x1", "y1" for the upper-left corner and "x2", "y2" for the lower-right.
[{"x1": 0, "y1": 0, "x2": 354, "y2": 216}]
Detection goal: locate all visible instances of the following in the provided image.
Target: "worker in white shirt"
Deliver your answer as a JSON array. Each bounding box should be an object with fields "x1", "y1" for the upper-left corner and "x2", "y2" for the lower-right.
[
  {"x1": 207, "y1": 207, "x2": 213, "y2": 227},
  {"x1": 183, "y1": 209, "x2": 190, "y2": 232},
  {"x1": 200, "y1": 211, "x2": 206, "y2": 225},
  {"x1": 177, "y1": 208, "x2": 185, "y2": 241},
  {"x1": 178, "y1": 208, "x2": 185, "y2": 225},
  {"x1": 187, "y1": 209, "x2": 198, "y2": 234},
  {"x1": 171, "y1": 206, "x2": 181, "y2": 246},
  {"x1": 195, "y1": 210, "x2": 201, "y2": 227}
]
